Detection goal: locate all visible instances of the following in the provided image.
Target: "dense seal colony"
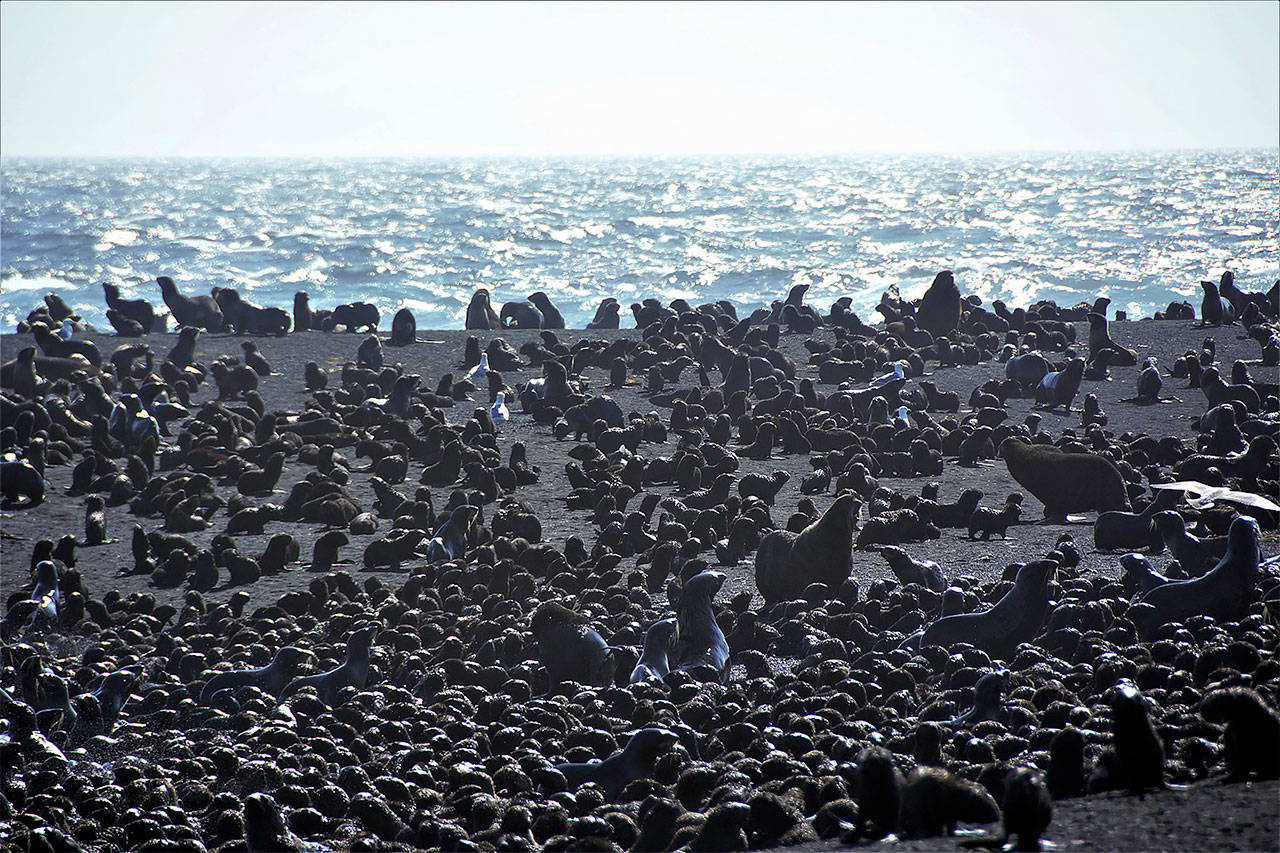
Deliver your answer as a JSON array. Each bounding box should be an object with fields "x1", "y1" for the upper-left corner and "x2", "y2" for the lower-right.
[{"x1": 1, "y1": 272, "x2": 1278, "y2": 851}]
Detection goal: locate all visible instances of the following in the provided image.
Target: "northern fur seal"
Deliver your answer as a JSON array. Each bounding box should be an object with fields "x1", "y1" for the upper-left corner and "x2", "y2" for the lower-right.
[
  {"x1": 1034, "y1": 358, "x2": 1086, "y2": 411},
  {"x1": 213, "y1": 288, "x2": 290, "y2": 335},
  {"x1": 878, "y1": 545, "x2": 945, "y2": 591},
  {"x1": 754, "y1": 493, "x2": 858, "y2": 603},
  {"x1": 0, "y1": 460, "x2": 45, "y2": 508},
  {"x1": 1133, "y1": 514, "x2": 1261, "y2": 638},
  {"x1": 552, "y1": 728, "x2": 680, "y2": 802},
  {"x1": 330, "y1": 302, "x2": 379, "y2": 333},
  {"x1": 1199, "y1": 687, "x2": 1280, "y2": 781},
  {"x1": 531, "y1": 601, "x2": 615, "y2": 693},
  {"x1": 1005, "y1": 351, "x2": 1051, "y2": 393},
  {"x1": 500, "y1": 300, "x2": 544, "y2": 329},
  {"x1": 587, "y1": 298, "x2": 621, "y2": 329},
  {"x1": 423, "y1": 504, "x2": 478, "y2": 562},
  {"x1": 389, "y1": 307, "x2": 416, "y2": 346},
  {"x1": 102, "y1": 282, "x2": 156, "y2": 333},
  {"x1": 156, "y1": 276, "x2": 224, "y2": 331},
  {"x1": 1000, "y1": 438, "x2": 1129, "y2": 521},
  {"x1": 898, "y1": 766, "x2": 1000, "y2": 839},
  {"x1": 672, "y1": 569, "x2": 729, "y2": 681},
  {"x1": 199, "y1": 646, "x2": 314, "y2": 703},
  {"x1": 915, "y1": 270, "x2": 962, "y2": 338},
  {"x1": 1093, "y1": 487, "x2": 1180, "y2": 552},
  {"x1": 918, "y1": 558, "x2": 1057, "y2": 659},
  {"x1": 465, "y1": 288, "x2": 501, "y2": 330},
  {"x1": 630, "y1": 616, "x2": 679, "y2": 683},
  {"x1": 280, "y1": 625, "x2": 377, "y2": 705},
  {"x1": 528, "y1": 292, "x2": 565, "y2": 328},
  {"x1": 1199, "y1": 280, "x2": 1236, "y2": 326},
  {"x1": 1087, "y1": 313, "x2": 1137, "y2": 366}
]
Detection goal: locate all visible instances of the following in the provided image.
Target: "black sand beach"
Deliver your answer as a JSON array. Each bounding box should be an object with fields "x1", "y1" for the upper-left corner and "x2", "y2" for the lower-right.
[{"x1": 1, "y1": 302, "x2": 1277, "y2": 852}]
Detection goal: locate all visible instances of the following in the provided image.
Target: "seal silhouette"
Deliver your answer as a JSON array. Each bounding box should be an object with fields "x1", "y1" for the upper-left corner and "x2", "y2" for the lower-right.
[
  {"x1": 1134, "y1": 514, "x2": 1261, "y2": 638},
  {"x1": 389, "y1": 307, "x2": 416, "y2": 346},
  {"x1": 755, "y1": 492, "x2": 858, "y2": 603},
  {"x1": 156, "y1": 276, "x2": 224, "y2": 331},
  {"x1": 501, "y1": 300, "x2": 544, "y2": 329},
  {"x1": 531, "y1": 601, "x2": 615, "y2": 693},
  {"x1": 918, "y1": 558, "x2": 1057, "y2": 659},
  {"x1": 528, "y1": 292, "x2": 566, "y2": 329},
  {"x1": 200, "y1": 646, "x2": 313, "y2": 703},
  {"x1": 673, "y1": 569, "x2": 730, "y2": 681},
  {"x1": 552, "y1": 728, "x2": 679, "y2": 802},
  {"x1": 466, "y1": 288, "x2": 501, "y2": 330},
  {"x1": 630, "y1": 616, "x2": 679, "y2": 683},
  {"x1": 102, "y1": 282, "x2": 156, "y2": 333},
  {"x1": 915, "y1": 270, "x2": 962, "y2": 338},
  {"x1": 1000, "y1": 438, "x2": 1130, "y2": 521},
  {"x1": 281, "y1": 625, "x2": 377, "y2": 705}
]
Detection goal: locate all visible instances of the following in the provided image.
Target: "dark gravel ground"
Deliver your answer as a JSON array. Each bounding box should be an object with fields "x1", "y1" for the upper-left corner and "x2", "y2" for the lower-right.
[{"x1": 1, "y1": 314, "x2": 1277, "y2": 851}]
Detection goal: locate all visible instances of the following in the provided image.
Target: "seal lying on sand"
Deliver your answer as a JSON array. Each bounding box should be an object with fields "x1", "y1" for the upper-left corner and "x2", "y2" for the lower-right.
[
  {"x1": 1000, "y1": 438, "x2": 1129, "y2": 521},
  {"x1": 917, "y1": 558, "x2": 1058, "y2": 659},
  {"x1": 755, "y1": 493, "x2": 858, "y2": 603},
  {"x1": 156, "y1": 276, "x2": 224, "y2": 331},
  {"x1": 1133, "y1": 514, "x2": 1261, "y2": 638},
  {"x1": 501, "y1": 300, "x2": 544, "y2": 329}
]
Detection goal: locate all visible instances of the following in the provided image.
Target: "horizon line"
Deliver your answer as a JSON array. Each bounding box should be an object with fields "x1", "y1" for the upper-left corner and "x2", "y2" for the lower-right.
[{"x1": 3, "y1": 145, "x2": 1279, "y2": 162}]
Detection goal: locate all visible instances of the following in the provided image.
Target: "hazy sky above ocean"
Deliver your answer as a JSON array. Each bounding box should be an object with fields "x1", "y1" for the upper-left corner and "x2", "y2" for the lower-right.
[{"x1": 2, "y1": 1, "x2": 1277, "y2": 158}]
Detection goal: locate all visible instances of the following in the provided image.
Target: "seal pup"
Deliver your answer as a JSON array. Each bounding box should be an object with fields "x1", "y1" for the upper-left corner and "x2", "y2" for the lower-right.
[
  {"x1": 1093, "y1": 487, "x2": 1181, "y2": 551},
  {"x1": 244, "y1": 791, "x2": 308, "y2": 852},
  {"x1": 389, "y1": 307, "x2": 416, "y2": 346},
  {"x1": 281, "y1": 625, "x2": 377, "y2": 705},
  {"x1": 915, "y1": 270, "x2": 962, "y2": 338},
  {"x1": 898, "y1": 766, "x2": 1000, "y2": 839},
  {"x1": 1152, "y1": 510, "x2": 1226, "y2": 572},
  {"x1": 754, "y1": 492, "x2": 858, "y2": 603},
  {"x1": 356, "y1": 335, "x2": 383, "y2": 370},
  {"x1": 102, "y1": 282, "x2": 156, "y2": 333},
  {"x1": 1033, "y1": 358, "x2": 1086, "y2": 411},
  {"x1": 466, "y1": 288, "x2": 501, "y2": 330},
  {"x1": 156, "y1": 276, "x2": 224, "y2": 331},
  {"x1": 1199, "y1": 687, "x2": 1280, "y2": 781},
  {"x1": 199, "y1": 646, "x2": 314, "y2": 703},
  {"x1": 0, "y1": 460, "x2": 45, "y2": 508},
  {"x1": 552, "y1": 728, "x2": 680, "y2": 802},
  {"x1": 878, "y1": 545, "x2": 945, "y2": 591},
  {"x1": 672, "y1": 570, "x2": 730, "y2": 682},
  {"x1": 83, "y1": 495, "x2": 107, "y2": 546},
  {"x1": 975, "y1": 767, "x2": 1052, "y2": 852},
  {"x1": 1104, "y1": 679, "x2": 1167, "y2": 794},
  {"x1": 951, "y1": 669, "x2": 1008, "y2": 725},
  {"x1": 630, "y1": 616, "x2": 679, "y2": 683},
  {"x1": 1134, "y1": 514, "x2": 1261, "y2": 638},
  {"x1": 423, "y1": 504, "x2": 478, "y2": 563},
  {"x1": 849, "y1": 746, "x2": 904, "y2": 841},
  {"x1": 1000, "y1": 438, "x2": 1130, "y2": 521},
  {"x1": 528, "y1": 291, "x2": 566, "y2": 328},
  {"x1": 501, "y1": 299, "x2": 544, "y2": 329},
  {"x1": 531, "y1": 601, "x2": 615, "y2": 693},
  {"x1": 919, "y1": 558, "x2": 1057, "y2": 659}
]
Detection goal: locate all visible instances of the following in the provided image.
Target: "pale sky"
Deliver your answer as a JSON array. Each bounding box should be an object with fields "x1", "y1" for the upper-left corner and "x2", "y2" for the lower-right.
[{"x1": 2, "y1": 1, "x2": 1277, "y2": 157}]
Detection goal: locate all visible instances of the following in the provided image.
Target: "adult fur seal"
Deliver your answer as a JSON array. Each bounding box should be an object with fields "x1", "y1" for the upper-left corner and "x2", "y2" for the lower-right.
[
  {"x1": 213, "y1": 288, "x2": 290, "y2": 335},
  {"x1": 102, "y1": 282, "x2": 156, "y2": 333},
  {"x1": 330, "y1": 302, "x2": 379, "y2": 333},
  {"x1": 156, "y1": 276, "x2": 224, "y2": 331},
  {"x1": 199, "y1": 646, "x2": 313, "y2": 703},
  {"x1": 587, "y1": 298, "x2": 621, "y2": 329},
  {"x1": 389, "y1": 307, "x2": 416, "y2": 346},
  {"x1": 1199, "y1": 280, "x2": 1236, "y2": 326},
  {"x1": 500, "y1": 300, "x2": 544, "y2": 329},
  {"x1": 918, "y1": 558, "x2": 1057, "y2": 659},
  {"x1": 915, "y1": 270, "x2": 961, "y2": 338},
  {"x1": 1133, "y1": 514, "x2": 1261, "y2": 638},
  {"x1": 630, "y1": 616, "x2": 679, "y2": 683},
  {"x1": 755, "y1": 492, "x2": 858, "y2": 603},
  {"x1": 673, "y1": 569, "x2": 729, "y2": 681},
  {"x1": 531, "y1": 601, "x2": 615, "y2": 693},
  {"x1": 280, "y1": 625, "x2": 377, "y2": 705},
  {"x1": 552, "y1": 728, "x2": 679, "y2": 802},
  {"x1": 1087, "y1": 313, "x2": 1137, "y2": 366},
  {"x1": 1034, "y1": 358, "x2": 1086, "y2": 411},
  {"x1": 0, "y1": 460, "x2": 45, "y2": 508},
  {"x1": 1000, "y1": 438, "x2": 1130, "y2": 521},
  {"x1": 1093, "y1": 487, "x2": 1180, "y2": 552},
  {"x1": 466, "y1": 288, "x2": 501, "y2": 330},
  {"x1": 528, "y1": 291, "x2": 565, "y2": 328}
]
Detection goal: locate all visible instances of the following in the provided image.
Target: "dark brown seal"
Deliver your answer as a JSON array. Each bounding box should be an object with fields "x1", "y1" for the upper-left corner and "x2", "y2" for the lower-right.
[
  {"x1": 754, "y1": 492, "x2": 858, "y2": 603},
  {"x1": 1000, "y1": 438, "x2": 1129, "y2": 521},
  {"x1": 918, "y1": 558, "x2": 1057, "y2": 659}
]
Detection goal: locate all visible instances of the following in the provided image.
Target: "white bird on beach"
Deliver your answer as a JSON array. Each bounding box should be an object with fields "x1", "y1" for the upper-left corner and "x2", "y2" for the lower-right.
[
  {"x1": 490, "y1": 391, "x2": 509, "y2": 430},
  {"x1": 870, "y1": 360, "x2": 907, "y2": 388},
  {"x1": 466, "y1": 352, "x2": 489, "y2": 384}
]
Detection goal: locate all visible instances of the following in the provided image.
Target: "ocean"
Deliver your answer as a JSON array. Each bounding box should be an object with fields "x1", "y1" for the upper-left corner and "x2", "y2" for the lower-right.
[{"x1": 2, "y1": 151, "x2": 1276, "y2": 332}]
